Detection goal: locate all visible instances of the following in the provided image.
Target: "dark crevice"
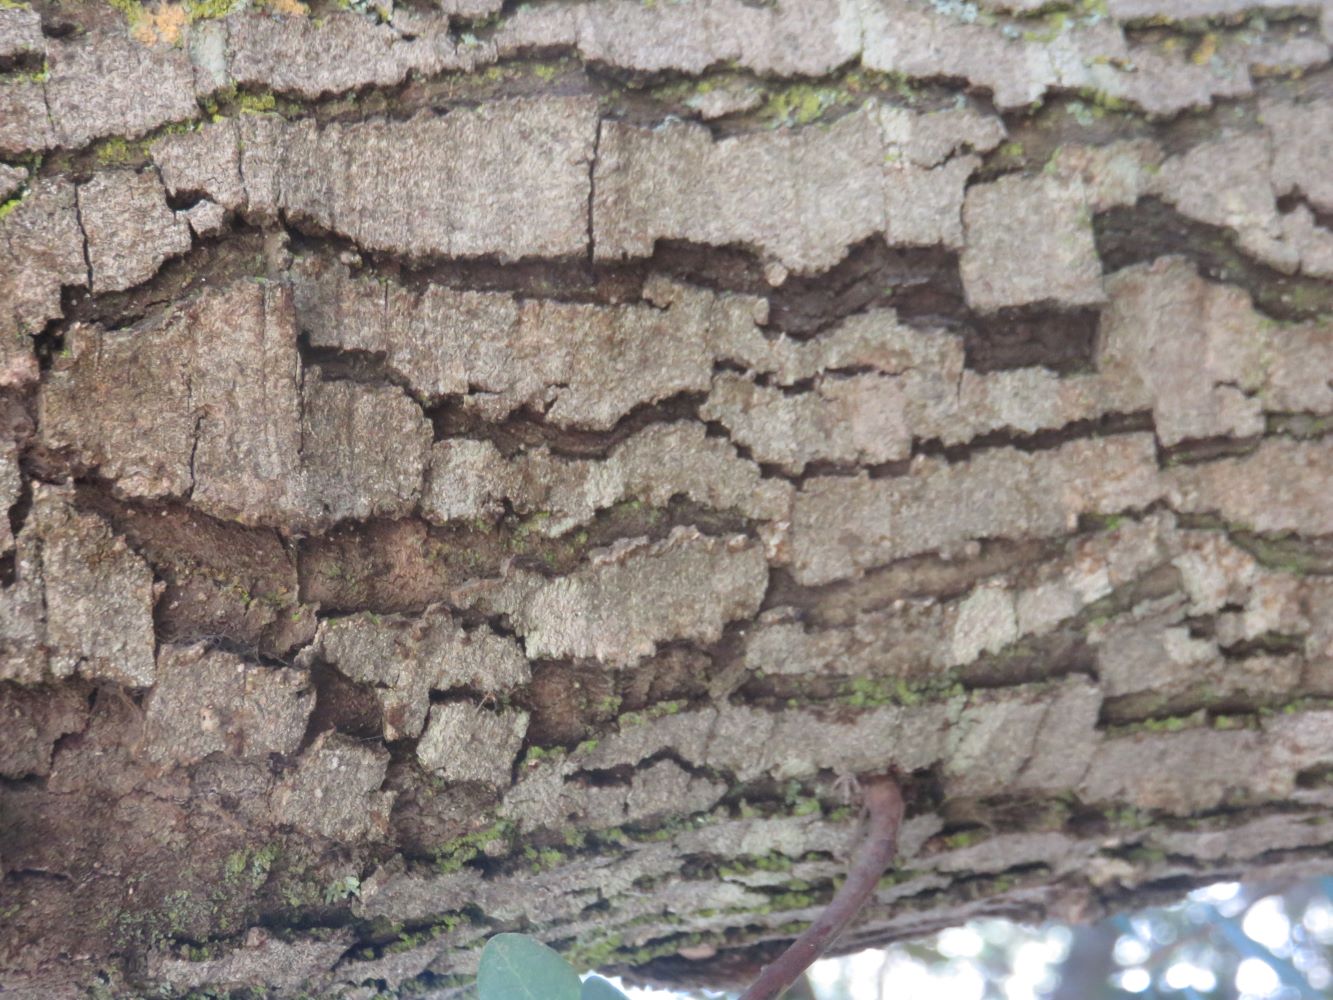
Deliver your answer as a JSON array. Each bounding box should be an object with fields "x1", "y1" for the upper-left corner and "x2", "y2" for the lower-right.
[
  {"x1": 651, "y1": 236, "x2": 969, "y2": 339},
  {"x1": 0, "y1": 550, "x2": 15, "y2": 591},
  {"x1": 762, "y1": 537, "x2": 1060, "y2": 623},
  {"x1": 44, "y1": 224, "x2": 273, "y2": 337},
  {"x1": 566, "y1": 762, "x2": 635, "y2": 788},
  {"x1": 985, "y1": 59, "x2": 1333, "y2": 179},
  {"x1": 1100, "y1": 687, "x2": 1333, "y2": 730},
  {"x1": 793, "y1": 416, "x2": 1157, "y2": 484},
  {"x1": 794, "y1": 455, "x2": 908, "y2": 482},
  {"x1": 1, "y1": 867, "x2": 74, "y2": 883},
  {"x1": 30, "y1": 319, "x2": 67, "y2": 374},
  {"x1": 1229, "y1": 531, "x2": 1333, "y2": 576},
  {"x1": 521, "y1": 658, "x2": 624, "y2": 747},
  {"x1": 290, "y1": 224, "x2": 943, "y2": 331},
  {"x1": 72, "y1": 483, "x2": 298, "y2": 589},
  {"x1": 161, "y1": 188, "x2": 204, "y2": 213},
  {"x1": 1275, "y1": 191, "x2": 1333, "y2": 231},
  {"x1": 0, "y1": 51, "x2": 45, "y2": 76},
  {"x1": 1185, "y1": 614, "x2": 1219, "y2": 641},
  {"x1": 913, "y1": 411, "x2": 1157, "y2": 466},
  {"x1": 34, "y1": 8, "x2": 80, "y2": 40},
  {"x1": 285, "y1": 222, "x2": 635, "y2": 304},
  {"x1": 291, "y1": 227, "x2": 746, "y2": 322},
  {"x1": 1119, "y1": 7, "x2": 1323, "y2": 34},
  {"x1": 32, "y1": 211, "x2": 1198, "y2": 409},
  {"x1": 515, "y1": 632, "x2": 725, "y2": 729},
  {"x1": 251, "y1": 909, "x2": 361, "y2": 939},
  {"x1": 0, "y1": 771, "x2": 50, "y2": 792},
  {"x1": 298, "y1": 500, "x2": 759, "y2": 617},
  {"x1": 292, "y1": 295, "x2": 308, "y2": 476},
  {"x1": 0, "y1": 450, "x2": 35, "y2": 588},
  {"x1": 966, "y1": 305, "x2": 1101, "y2": 374},
  {"x1": 22, "y1": 46, "x2": 645, "y2": 170},
  {"x1": 68, "y1": 479, "x2": 308, "y2": 662},
  {"x1": 427, "y1": 389, "x2": 707, "y2": 457},
  {"x1": 297, "y1": 331, "x2": 411, "y2": 394},
  {"x1": 961, "y1": 632, "x2": 1097, "y2": 691},
  {"x1": 1094, "y1": 197, "x2": 1333, "y2": 322},
  {"x1": 493, "y1": 0, "x2": 534, "y2": 19},
  {"x1": 1220, "y1": 631, "x2": 1307, "y2": 659},
  {"x1": 70, "y1": 183, "x2": 94, "y2": 293},
  {"x1": 1159, "y1": 432, "x2": 1263, "y2": 467},
  {"x1": 586, "y1": 114, "x2": 601, "y2": 267},
  {"x1": 1296, "y1": 765, "x2": 1333, "y2": 789},
  {"x1": 294, "y1": 231, "x2": 1102, "y2": 379},
  {"x1": 185, "y1": 412, "x2": 202, "y2": 502},
  {"x1": 300, "y1": 660, "x2": 383, "y2": 751},
  {"x1": 427, "y1": 684, "x2": 522, "y2": 708},
  {"x1": 331, "y1": 915, "x2": 467, "y2": 967}
]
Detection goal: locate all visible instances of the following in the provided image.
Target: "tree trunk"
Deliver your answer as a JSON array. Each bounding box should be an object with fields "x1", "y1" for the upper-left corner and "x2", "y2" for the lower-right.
[{"x1": 1, "y1": 1, "x2": 1331, "y2": 997}]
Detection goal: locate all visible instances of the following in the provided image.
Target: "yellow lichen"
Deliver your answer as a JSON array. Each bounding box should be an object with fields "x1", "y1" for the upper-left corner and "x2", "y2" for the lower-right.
[
  {"x1": 1191, "y1": 33, "x2": 1217, "y2": 66},
  {"x1": 132, "y1": 2, "x2": 190, "y2": 45},
  {"x1": 0, "y1": 192, "x2": 26, "y2": 222},
  {"x1": 259, "y1": 0, "x2": 309, "y2": 16},
  {"x1": 237, "y1": 91, "x2": 278, "y2": 114},
  {"x1": 185, "y1": 0, "x2": 242, "y2": 18}
]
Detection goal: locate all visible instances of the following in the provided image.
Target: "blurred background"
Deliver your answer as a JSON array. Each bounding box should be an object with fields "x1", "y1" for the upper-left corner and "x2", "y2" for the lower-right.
[{"x1": 605, "y1": 877, "x2": 1333, "y2": 1000}]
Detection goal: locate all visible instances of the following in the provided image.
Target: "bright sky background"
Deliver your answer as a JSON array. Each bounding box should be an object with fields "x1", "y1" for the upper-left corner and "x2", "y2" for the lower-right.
[{"x1": 589, "y1": 880, "x2": 1331, "y2": 1000}]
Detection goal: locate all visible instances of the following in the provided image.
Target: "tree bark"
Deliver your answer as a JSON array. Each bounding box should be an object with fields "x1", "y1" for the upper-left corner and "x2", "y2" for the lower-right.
[{"x1": 1, "y1": 1, "x2": 1331, "y2": 998}]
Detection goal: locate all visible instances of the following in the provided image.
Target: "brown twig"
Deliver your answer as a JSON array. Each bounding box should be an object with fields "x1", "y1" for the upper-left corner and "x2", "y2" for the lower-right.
[{"x1": 738, "y1": 774, "x2": 906, "y2": 1000}]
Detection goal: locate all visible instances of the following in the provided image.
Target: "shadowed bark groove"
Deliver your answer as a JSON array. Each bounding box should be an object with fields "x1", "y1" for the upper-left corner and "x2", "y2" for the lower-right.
[{"x1": 1, "y1": 1, "x2": 1332, "y2": 998}]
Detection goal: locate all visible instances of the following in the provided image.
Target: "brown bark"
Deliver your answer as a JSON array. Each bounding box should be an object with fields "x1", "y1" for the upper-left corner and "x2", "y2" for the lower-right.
[{"x1": 1, "y1": 1, "x2": 1332, "y2": 998}]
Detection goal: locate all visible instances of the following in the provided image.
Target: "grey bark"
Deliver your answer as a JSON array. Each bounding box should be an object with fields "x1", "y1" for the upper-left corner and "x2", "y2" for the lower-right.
[{"x1": 1, "y1": 1, "x2": 1332, "y2": 998}]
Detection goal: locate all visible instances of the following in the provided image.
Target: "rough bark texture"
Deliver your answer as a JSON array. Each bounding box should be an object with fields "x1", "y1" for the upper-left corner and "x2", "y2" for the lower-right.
[{"x1": 1, "y1": 1, "x2": 1332, "y2": 998}]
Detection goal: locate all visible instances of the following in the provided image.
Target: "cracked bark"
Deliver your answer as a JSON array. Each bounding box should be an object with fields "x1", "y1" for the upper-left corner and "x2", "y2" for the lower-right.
[{"x1": 1, "y1": 1, "x2": 1332, "y2": 999}]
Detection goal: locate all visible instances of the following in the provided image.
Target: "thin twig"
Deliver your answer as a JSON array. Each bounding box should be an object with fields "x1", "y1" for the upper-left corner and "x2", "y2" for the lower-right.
[{"x1": 739, "y1": 774, "x2": 906, "y2": 1000}]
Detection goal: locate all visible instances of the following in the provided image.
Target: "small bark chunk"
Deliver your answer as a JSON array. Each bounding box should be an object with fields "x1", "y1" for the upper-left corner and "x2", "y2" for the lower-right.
[
  {"x1": 143, "y1": 644, "x2": 314, "y2": 766},
  {"x1": 270, "y1": 731, "x2": 394, "y2": 840},
  {"x1": 417, "y1": 702, "x2": 530, "y2": 787},
  {"x1": 470, "y1": 527, "x2": 769, "y2": 667}
]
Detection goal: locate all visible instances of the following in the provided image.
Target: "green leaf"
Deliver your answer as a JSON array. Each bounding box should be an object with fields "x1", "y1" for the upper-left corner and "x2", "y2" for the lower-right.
[
  {"x1": 581, "y1": 975, "x2": 632, "y2": 1000},
  {"x1": 478, "y1": 933, "x2": 582, "y2": 1000}
]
